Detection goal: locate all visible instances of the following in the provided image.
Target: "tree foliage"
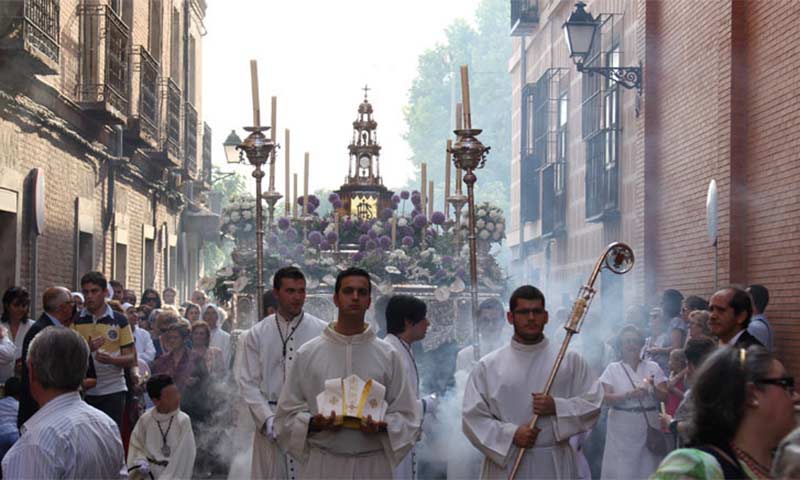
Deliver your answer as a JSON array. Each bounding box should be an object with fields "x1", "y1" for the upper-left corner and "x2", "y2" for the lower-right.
[{"x1": 404, "y1": 0, "x2": 511, "y2": 199}]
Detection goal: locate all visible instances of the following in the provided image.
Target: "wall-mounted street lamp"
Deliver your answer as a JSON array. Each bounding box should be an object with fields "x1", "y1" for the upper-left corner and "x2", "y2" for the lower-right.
[{"x1": 563, "y1": 1, "x2": 642, "y2": 92}]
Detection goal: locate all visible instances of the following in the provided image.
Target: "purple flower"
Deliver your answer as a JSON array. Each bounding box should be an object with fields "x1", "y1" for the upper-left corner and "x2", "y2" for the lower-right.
[
  {"x1": 413, "y1": 214, "x2": 428, "y2": 229},
  {"x1": 358, "y1": 234, "x2": 369, "y2": 247},
  {"x1": 328, "y1": 193, "x2": 341, "y2": 204},
  {"x1": 431, "y1": 211, "x2": 446, "y2": 225},
  {"x1": 391, "y1": 194, "x2": 401, "y2": 203},
  {"x1": 400, "y1": 191, "x2": 410, "y2": 200},
  {"x1": 320, "y1": 240, "x2": 331, "y2": 250},
  {"x1": 309, "y1": 195, "x2": 320, "y2": 207},
  {"x1": 359, "y1": 222, "x2": 371, "y2": 233},
  {"x1": 411, "y1": 209, "x2": 421, "y2": 218},
  {"x1": 308, "y1": 230, "x2": 323, "y2": 246},
  {"x1": 307, "y1": 203, "x2": 317, "y2": 214},
  {"x1": 268, "y1": 233, "x2": 279, "y2": 244},
  {"x1": 402, "y1": 236, "x2": 414, "y2": 247},
  {"x1": 379, "y1": 235, "x2": 391, "y2": 249},
  {"x1": 456, "y1": 268, "x2": 466, "y2": 279},
  {"x1": 442, "y1": 255, "x2": 454, "y2": 266},
  {"x1": 344, "y1": 217, "x2": 353, "y2": 229},
  {"x1": 366, "y1": 239, "x2": 377, "y2": 250},
  {"x1": 326, "y1": 231, "x2": 338, "y2": 243},
  {"x1": 277, "y1": 217, "x2": 290, "y2": 231},
  {"x1": 278, "y1": 245, "x2": 289, "y2": 256},
  {"x1": 411, "y1": 195, "x2": 421, "y2": 207},
  {"x1": 285, "y1": 228, "x2": 298, "y2": 241},
  {"x1": 368, "y1": 230, "x2": 378, "y2": 240},
  {"x1": 333, "y1": 200, "x2": 343, "y2": 209},
  {"x1": 380, "y1": 208, "x2": 394, "y2": 221},
  {"x1": 294, "y1": 244, "x2": 305, "y2": 255},
  {"x1": 296, "y1": 196, "x2": 304, "y2": 206},
  {"x1": 353, "y1": 252, "x2": 364, "y2": 262}
]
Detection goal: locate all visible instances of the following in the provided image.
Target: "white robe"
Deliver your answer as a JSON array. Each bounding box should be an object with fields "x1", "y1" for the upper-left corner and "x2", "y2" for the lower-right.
[
  {"x1": 384, "y1": 334, "x2": 423, "y2": 480},
  {"x1": 209, "y1": 327, "x2": 232, "y2": 368},
  {"x1": 274, "y1": 323, "x2": 422, "y2": 479},
  {"x1": 462, "y1": 337, "x2": 603, "y2": 480},
  {"x1": 236, "y1": 311, "x2": 327, "y2": 480},
  {"x1": 127, "y1": 408, "x2": 196, "y2": 480}
]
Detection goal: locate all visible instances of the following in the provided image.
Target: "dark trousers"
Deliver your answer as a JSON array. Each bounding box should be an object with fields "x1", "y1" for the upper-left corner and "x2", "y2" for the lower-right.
[{"x1": 85, "y1": 391, "x2": 126, "y2": 432}]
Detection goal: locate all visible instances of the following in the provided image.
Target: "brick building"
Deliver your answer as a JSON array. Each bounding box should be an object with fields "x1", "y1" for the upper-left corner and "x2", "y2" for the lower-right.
[
  {"x1": 0, "y1": 0, "x2": 217, "y2": 313},
  {"x1": 507, "y1": 0, "x2": 800, "y2": 372}
]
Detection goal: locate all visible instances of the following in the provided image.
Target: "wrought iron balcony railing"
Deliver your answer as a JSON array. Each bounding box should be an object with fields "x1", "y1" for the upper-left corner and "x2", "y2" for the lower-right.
[
  {"x1": 510, "y1": 0, "x2": 538, "y2": 36},
  {"x1": 202, "y1": 122, "x2": 212, "y2": 185},
  {"x1": 126, "y1": 45, "x2": 160, "y2": 148},
  {"x1": 0, "y1": 0, "x2": 60, "y2": 73},
  {"x1": 77, "y1": 4, "x2": 129, "y2": 124},
  {"x1": 160, "y1": 78, "x2": 181, "y2": 164},
  {"x1": 184, "y1": 101, "x2": 198, "y2": 178}
]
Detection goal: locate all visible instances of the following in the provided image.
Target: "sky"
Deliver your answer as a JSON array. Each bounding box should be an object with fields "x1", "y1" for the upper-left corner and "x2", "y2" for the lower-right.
[{"x1": 202, "y1": 0, "x2": 482, "y2": 196}]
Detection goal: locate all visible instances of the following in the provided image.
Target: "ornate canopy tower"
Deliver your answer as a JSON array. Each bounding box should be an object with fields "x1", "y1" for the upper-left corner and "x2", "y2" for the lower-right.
[{"x1": 334, "y1": 86, "x2": 394, "y2": 220}]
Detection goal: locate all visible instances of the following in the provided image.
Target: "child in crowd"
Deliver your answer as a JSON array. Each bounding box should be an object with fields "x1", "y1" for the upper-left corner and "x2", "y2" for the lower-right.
[
  {"x1": 128, "y1": 374, "x2": 196, "y2": 479},
  {"x1": 665, "y1": 348, "x2": 687, "y2": 416}
]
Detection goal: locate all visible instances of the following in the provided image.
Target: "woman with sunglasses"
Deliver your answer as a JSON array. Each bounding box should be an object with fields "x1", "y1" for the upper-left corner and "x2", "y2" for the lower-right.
[
  {"x1": 652, "y1": 346, "x2": 799, "y2": 479},
  {"x1": 0, "y1": 287, "x2": 33, "y2": 383}
]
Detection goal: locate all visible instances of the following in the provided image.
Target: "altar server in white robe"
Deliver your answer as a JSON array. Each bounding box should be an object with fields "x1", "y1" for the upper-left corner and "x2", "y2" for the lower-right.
[
  {"x1": 463, "y1": 285, "x2": 604, "y2": 480},
  {"x1": 275, "y1": 268, "x2": 422, "y2": 479},
  {"x1": 384, "y1": 294, "x2": 440, "y2": 479},
  {"x1": 128, "y1": 374, "x2": 196, "y2": 479},
  {"x1": 236, "y1": 266, "x2": 327, "y2": 480}
]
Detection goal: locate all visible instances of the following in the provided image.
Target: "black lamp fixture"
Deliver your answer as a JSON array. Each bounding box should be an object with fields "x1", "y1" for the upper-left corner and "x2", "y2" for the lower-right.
[{"x1": 563, "y1": 1, "x2": 642, "y2": 92}]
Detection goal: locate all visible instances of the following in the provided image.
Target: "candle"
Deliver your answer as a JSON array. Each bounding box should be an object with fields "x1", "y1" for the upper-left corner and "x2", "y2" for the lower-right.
[
  {"x1": 303, "y1": 152, "x2": 309, "y2": 217},
  {"x1": 428, "y1": 180, "x2": 434, "y2": 218},
  {"x1": 334, "y1": 213, "x2": 340, "y2": 251},
  {"x1": 391, "y1": 215, "x2": 397, "y2": 249},
  {"x1": 460, "y1": 65, "x2": 471, "y2": 129},
  {"x1": 445, "y1": 139, "x2": 451, "y2": 216},
  {"x1": 284, "y1": 129, "x2": 290, "y2": 216},
  {"x1": 250, "y1": 60, "x2": 260, "y2": 127},
  {"x1": 293, "y1": 174, "x2": 298, "y2": 218},
  {"x1": 269, "y1": 96, "x2": 277, "y2": 190},
  {"x1": 420, "y1": 163, "x2": 427, "y2": 217},
  {"x1": 456, "y1": 103, "x2": 463, "y2": 130},
  {"x1": 455, "y1": 103, "x2": 463, "y2": 194}
]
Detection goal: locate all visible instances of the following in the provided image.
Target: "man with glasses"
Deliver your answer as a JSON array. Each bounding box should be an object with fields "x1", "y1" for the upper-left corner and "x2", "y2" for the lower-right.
[{"x1": 462, "y1": 285, "x2": 603, "y2": 479}]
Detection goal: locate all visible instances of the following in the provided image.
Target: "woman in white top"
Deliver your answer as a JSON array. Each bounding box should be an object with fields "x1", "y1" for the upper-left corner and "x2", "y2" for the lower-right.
[
  {"x1": 0, "y1": 287, "x2": 34, "y2": 383},
  {"x1": 600, "y1": 324, "x2": 668, "y2": 479}
]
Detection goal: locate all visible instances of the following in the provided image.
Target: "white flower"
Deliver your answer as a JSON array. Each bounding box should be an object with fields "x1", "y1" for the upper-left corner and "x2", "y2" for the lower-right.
[
  {"x1": 489, "y1": 210, "x2": 499, "y2": 220},
  {"x1": 244, "y1": 224, "x2": 252, "y2": 232},
  {"x1": 228, "y1": 224, "x2": 238, "y2": 234},
  {"x1": 242, "y1": 211, "x2": 252, "y2": 220},
  {"x1": 324, "y1": 224, "x2": 334, "y2": 235},
  {"x1": 230, "y1": 211, "x2": 241, "y2": 222},
  {"x1": 420, "y1": 249, "x2": 432, "y2": 259},
  {"x1": 398, "y1": 218, "x2": 409, "y2": 228},
  {"x1": 492, "y1": 230, "x2": 502, "y2": 240},
  {"x1": 479, "y1": 230, "x2": 491, "y2": 240},
  {"x1": 476, "y1": 219, "x2": 485, "y2": 229},
  {"x1": 222, "y1": 214, "x2": 230, "y2": 223},
  {"x1": 433, "y1": 254, "x2": 442, "y2": 265},
  {"x1": 477, "y1": 209, "x2": 487, "y2": 217},
  {"x1": 497, "y1": 222, "x2": 505, "y2": 232},
  {"x1": 486, "y1": 222, "x2": 495, "y2": 231}
]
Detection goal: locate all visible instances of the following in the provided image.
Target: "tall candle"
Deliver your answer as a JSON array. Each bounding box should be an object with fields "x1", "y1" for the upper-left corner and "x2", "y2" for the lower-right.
[
  {"x1": 455, "y1": 103, "x2": 463, "y2": 194},
  {"x1": 428, "y1": 181, "x2": 434, "y2": 218},
  {"x1": 445, "y1": 139, "x2": 451, "y2": 216},
  {"x1": 303, "y1": 152, "x2": 309, "y2": 217},
  {"x1": 284, "y1": 129, "x2": 290, "y2": 216},
  {"x1": 420, "y1": 163, "x2": 427, "y2": 217},
  {"x1": 293, "y1": 174, "x2": 298, "y2": 218},
  {"x1": 460, "y1": 65, "x2": 471, "y2": 129},
  {"x1": 269, "y1": 96, "x2": 277, "y2": 190},
  {"x1": 334, "y1": 213, "x2": 340, "y2": 251},
  {"x1": 391, "y1": 215, "x2": 397, "y2": 249},
  {"x1": 250, "y1": 60, "x2": 260, "y2": 127}
]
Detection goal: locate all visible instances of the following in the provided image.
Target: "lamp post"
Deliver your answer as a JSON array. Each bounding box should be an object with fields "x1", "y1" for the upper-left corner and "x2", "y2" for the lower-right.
[
  {"x1": 449, "y1": 66, "x2": 490, "y2": 362},
  {"x1": 563, "y1": 1, "x2": 642, "y2": 92},
  {"x1": 223, "y1": 126, "x2": 275, "y2": 321}
]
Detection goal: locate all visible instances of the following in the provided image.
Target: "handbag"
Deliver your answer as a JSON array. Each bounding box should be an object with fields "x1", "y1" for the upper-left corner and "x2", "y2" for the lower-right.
[{"x1": 620, "y1": 364, "x2": 671, "y2": 456}]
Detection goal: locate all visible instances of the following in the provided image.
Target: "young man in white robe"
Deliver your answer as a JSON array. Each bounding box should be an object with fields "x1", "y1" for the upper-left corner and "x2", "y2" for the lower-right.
[
  {"x1": 274, "y1": 267, "x2": 422, "y2": 479},
  {"x1": 236, "y1": 266, "x2": 327, "y2": 480},
  {"x1": 128, "y1": 374, "x2": 196, "y2": 479},
  {"x1": 383, "y1": 294, "x2": 439, "y2": 480},
  {"x1": 462, "y1": 285, "x2": 604, "y2": 480}
]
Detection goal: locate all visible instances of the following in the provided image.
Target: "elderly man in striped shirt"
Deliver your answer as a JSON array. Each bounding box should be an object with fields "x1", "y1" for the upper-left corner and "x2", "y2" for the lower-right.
[{"x1": 2, "y1": 328, "x2": 126, "y2": 479}]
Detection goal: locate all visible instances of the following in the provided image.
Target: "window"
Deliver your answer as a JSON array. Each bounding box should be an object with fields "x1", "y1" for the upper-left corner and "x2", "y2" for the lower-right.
[
  {"x1": 520, "y1": 82, "x2": 541, "y2": 224},
  {"x1": 77, "y1": 232, "x2": 94, "y2": 281},
  {"x1": 169, "y1": 8, "x2": 180, "y2": 81},
  {"x1": 582, "y1": 17, "x2": 621, "y2": 221},
  {"x1": 142, "y1": 225, "x2": 156, "y2": 289},
  {"x1": 114, "y1": 243, "x2": 128, "y2": 286},
  {"x1": 148, "y1": 0, "x2": 162, "y2": 62},
  {"x1": 0, "y1": 189, "x2": 19, "y2": 295},
  {"x1": 542, "y1": 84, "x2": 568, "y2": 237},
  {"x1": 188, "y1": 35, "x2": 196, "y2": 103}
]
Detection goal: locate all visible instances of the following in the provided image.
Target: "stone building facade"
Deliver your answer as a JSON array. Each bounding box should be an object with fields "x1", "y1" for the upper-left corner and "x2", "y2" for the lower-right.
[
  {"x1": 0, "y1": 0, "x2": 216, "y2": 312},
  {"x1": 508, "y1": 0, "x2": 800, "y2": 372}
]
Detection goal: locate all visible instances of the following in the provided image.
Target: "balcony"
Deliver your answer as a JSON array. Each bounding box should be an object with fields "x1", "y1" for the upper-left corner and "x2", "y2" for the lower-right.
[
  {"x1": 202, "y1": 123, "x2": 212, "y2": 186},
  {"x1": 126, "y1": 46, "x2": 160, "y2": 149},
  {"x1": 155, "y1": 78, "x2": 182, "y2": 166},
  {"x1": 77, "y1": 4, "x2": 129, "y2": 124},
  {"x1": 510, "y1": 0, "x2": 538, "y2": 37},
  {"x1": 0, "y1": 0, "x2": 60, "y2": 74},
  {"x1": 184, "y1": 102, "x2": 198, "y2": 179}
]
